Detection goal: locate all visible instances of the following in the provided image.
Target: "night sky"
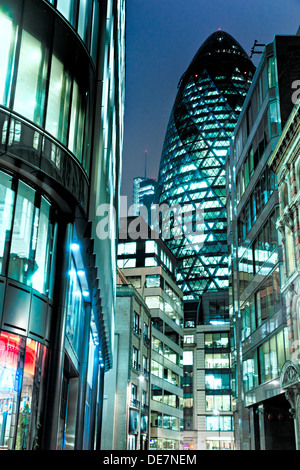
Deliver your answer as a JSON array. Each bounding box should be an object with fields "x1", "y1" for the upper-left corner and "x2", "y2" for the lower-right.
[{"x1": 121, "y1": 0, "x2": 300, "y2": 203}]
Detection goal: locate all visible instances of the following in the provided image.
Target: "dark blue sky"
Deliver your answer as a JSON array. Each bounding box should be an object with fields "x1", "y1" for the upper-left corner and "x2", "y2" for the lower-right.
[{"x1": 121, "y1": 0, "x2": 300, "y2": 202}]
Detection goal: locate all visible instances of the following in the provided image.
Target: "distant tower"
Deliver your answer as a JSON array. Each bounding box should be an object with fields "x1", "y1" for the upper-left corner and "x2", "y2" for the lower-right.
[
  {"x1": 132, "y1": 176, "x2": 157, "y2": 223},
  {"x1": 157, "y1": 30, "x2": 255, "y2": 300}
]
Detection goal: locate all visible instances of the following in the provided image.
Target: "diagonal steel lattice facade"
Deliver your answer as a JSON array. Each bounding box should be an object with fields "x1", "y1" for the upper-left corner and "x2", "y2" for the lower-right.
[{"x1": 157, "y1": 31, "x2": 255, "y2": 299}]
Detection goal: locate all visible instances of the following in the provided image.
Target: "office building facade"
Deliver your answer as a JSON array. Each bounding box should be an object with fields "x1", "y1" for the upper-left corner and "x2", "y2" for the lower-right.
[
  {"x1": 117, "y1": 217, "x2": 184, "y2": 450},
  {"x1": 0, "y1": 0, "x2": 125, "y2": 450},
  {"x1": 132, "y1": 176, "x2": 157, "y2": 226},
  {"x1": 101, "y1": 268, "x2": 151, "y2": 450},
  {"x1": 227, "y1": 33, "x2": 300, "y2": 450}
]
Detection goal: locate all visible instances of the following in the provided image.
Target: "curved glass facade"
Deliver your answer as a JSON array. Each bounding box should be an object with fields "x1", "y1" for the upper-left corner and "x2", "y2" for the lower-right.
[
  {"x1": 157, "y1": 31, "x2": 255, "y2": 299},
  {"x1": 0, "y1": 0, "x2": 126, "y2": 451},
  {"x1": 0, "y1": 0, "x2": 95, "y2": 176}
]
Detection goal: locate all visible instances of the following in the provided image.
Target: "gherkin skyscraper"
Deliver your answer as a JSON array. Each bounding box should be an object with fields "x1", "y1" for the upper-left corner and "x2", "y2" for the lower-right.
[{"x1": 157, "y1": 30, "x2": 255, "y2": 300}]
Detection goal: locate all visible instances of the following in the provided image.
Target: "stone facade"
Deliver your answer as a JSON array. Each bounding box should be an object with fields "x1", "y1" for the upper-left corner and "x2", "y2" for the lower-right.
[{"x1": 269, "y1": 99, "x2": 300, "y2": 449}]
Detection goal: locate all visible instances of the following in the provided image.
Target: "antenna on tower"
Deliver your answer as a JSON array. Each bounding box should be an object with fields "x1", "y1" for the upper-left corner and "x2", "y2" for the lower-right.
[
  {"x1": 250, "y1": 39, "x2": 265, "y2": 58},
  {"x1": 144, "y1": 150, "x2": 148, "y2": 178}
]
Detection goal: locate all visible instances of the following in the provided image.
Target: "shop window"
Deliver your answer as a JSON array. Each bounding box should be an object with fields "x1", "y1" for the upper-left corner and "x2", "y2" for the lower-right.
[{"x1": 0, "y1": 331, "x2": 48, "y2": 450}]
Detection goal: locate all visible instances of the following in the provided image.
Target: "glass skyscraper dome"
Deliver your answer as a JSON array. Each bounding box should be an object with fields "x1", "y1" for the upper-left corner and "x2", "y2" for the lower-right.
[{"x1": 157, "y1": 30, "x2": 255, "y2": 299}]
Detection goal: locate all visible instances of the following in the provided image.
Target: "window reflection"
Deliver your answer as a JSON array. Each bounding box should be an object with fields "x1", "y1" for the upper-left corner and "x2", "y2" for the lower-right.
[
  {"x1": 0, "y1": 11, "x2": 16, "y2": 107},
  {"x1": 0, "y1": 170, "x2": 56, "y2": 297},
  {"x1": 8, "y1": 180, "x2": 36, "y2": 285},
  {"x1": 66, "y1": 258, "x2": 85, "y2": 356},
  {"x1": 69, "y1": 80, "x2": 85, "y2": 164},
  {"x1": 0, "y1": 331, "x2": 48, "y2": 450},
  {"x1": 46, "y1": 55, "x2": 71, "y2": 146},
  {"x1": 0, "y1": 0, "x2": 96, "y2": 175},
  {"x1": 56, "y1": 0, "x2": 76, "y2": 27},
  {"x1": 31, "y1": 197, "x2": 52, "y2": 294},
  {"x1": 14, "y1": 30, "x2": 46, "y2": 126},
  {"x1": 0, "y1": 171, "x2": 15, "y2": 275}
]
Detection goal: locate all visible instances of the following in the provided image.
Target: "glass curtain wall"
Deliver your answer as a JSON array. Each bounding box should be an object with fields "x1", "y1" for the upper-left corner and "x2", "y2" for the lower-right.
[
  {"x1": 156, "y1": 31, "x2": 255, "y2": 299},
  {"x1": 0, "y1": 169, "x2": 56, "y2": 297},
  {"x1": 0, "y1": 0, "x2": 94, "y2": 175}
]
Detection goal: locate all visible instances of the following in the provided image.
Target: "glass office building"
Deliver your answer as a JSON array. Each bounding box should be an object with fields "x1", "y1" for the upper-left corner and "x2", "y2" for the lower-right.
[
  {"x1": 227, "y1": 33, "x2": 300, "y2": 449},
  {"x1": 0, "y1": 0, "x2": 125, "y2": 450},
  {"x1": 157, "y1": 30, "x2": 255, "y2": 299},
  {"x1": 156, "y1": 30, "x2": 255, "y2": 450}
]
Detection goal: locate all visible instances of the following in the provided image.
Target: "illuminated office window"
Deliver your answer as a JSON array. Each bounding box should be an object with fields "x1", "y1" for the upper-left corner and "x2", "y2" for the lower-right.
[
  {"x1": 56, "y1": 0, "x2": 76, "y2": 27},
  {"x1": 8, "y1": 181, "x2": 36, "y2": 285},
  {"x1": 69, "y1": 80, "x2": 86, "y2": 164},
  {"x1": 14, "y1": 30, "x2": 46, "y2": 126},
  {"x1": 46, "y1": 55, "x2": 71, "y2": 145},
  {"x1": 0, "y1": 171, "x2": 15, "y2": 275},
  {"x1": 0, "y1": 11, "x2": 16, "y2": 107}
]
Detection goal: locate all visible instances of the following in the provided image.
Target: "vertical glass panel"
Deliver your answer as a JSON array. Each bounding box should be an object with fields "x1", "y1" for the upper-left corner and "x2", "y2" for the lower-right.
[
  {"x1": 31, "y1": 197, "x2": 50, "y2": 294},
  {"x1": 276, "y1": 330, "x2": 285, "y2": 375},
  {"x1": 15, "y1": 339, "x2": 44, "y2": 450},
  {"x1": 78, "y1": 0, "x2": 92, "y2": 46},
  {"x1": 90, "y1": 0, "x2": 99, "y2": 62},
  {"x1": 0, "y1": 10, "x2": 17, "y2": 106},
  {"x1": 57, "y1": 0, "x2": 77, "y2": 27},
  {"x1": 269, "y1": 101, "x2": 279, "y2": 137},
  {"x1": 14, "y1": 30, "x2": 46, "y2": 126},
  {"x1": 8, "y1": 181, "x2": 36, "y2": 285},
  {"x1": 0, "y1": 171, "x2": 15, "y2": 275},
  {"x1": 46, "y1": 55, "x2": 71, "y2": 145},
  {"x1": 0, "y1": 331, "x2": 26, "y2": 449},
  {"x1": 268, "y1": 56, "x2": 276, "y2": 88},
  {"x1": 66, "y1": 258, "x2": 85, "y2": 355},
  {"x1": 69, "y1": 80, "x2": 85, "y2": 163}
]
